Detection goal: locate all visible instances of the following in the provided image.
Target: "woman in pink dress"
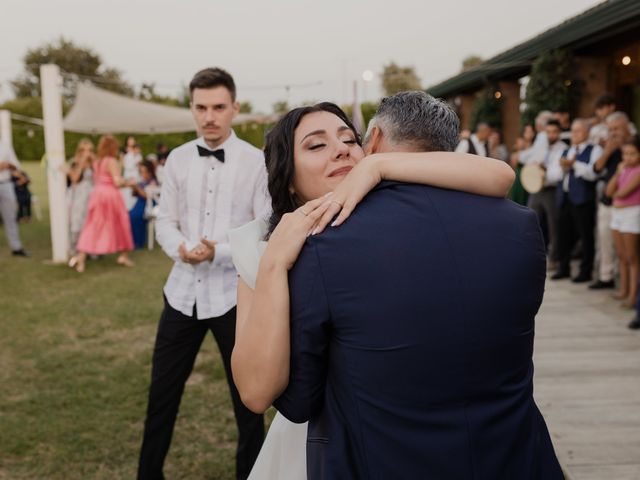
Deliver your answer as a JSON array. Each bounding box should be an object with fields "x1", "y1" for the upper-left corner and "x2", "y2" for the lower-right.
[{"x1": 70, "y1": 135, "x2": 134, "y2": 272}]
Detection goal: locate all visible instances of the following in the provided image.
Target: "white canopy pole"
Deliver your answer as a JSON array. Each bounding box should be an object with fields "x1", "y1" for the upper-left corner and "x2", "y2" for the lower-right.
[
  {"x1": 0, "y1": 110, "x2": 12, "y2": 145},
  {"x1": 41, "y1": 64, "x2": 69, "y2": 263}
]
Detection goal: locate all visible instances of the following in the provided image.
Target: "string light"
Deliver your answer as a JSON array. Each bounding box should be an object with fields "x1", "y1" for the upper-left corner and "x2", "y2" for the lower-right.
[{"x1": 622, "y1": 56, "x2": 632, "y2": 66}]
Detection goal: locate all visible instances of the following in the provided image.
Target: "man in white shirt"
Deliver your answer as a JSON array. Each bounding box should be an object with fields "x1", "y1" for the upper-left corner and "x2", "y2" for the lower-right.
[
  {"x1": 455, "y1": 122, "x2": 490, "y2": 156},
  {"x1": 551, "y1": 118, "x2": 603, "y2": 283},
  {"x1": 527, "y1": 120, "x2": 566, "y2": 269},
  {"x1": 588, "y1": 93, "x2": 616, "y2": 147},
  {"x1": 138, "y1": 68, "x2": 270, "y2": 480},
  {"x1": 0, "y1": 140, "x2": 28, "y2": 256}
]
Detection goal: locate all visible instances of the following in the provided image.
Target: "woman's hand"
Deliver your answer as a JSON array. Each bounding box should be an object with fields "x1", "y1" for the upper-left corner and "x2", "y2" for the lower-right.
[
  {"x1": 313, "y1": 155, "x2": 382, "y2": 234},
  {"x1": 263, "y1": 195, "x2": 333, "y2": 270}
]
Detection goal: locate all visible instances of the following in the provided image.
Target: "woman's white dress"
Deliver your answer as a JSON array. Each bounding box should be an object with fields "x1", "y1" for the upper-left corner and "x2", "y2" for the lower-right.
[{"x1": 229, "y1": 218, "x2": 308, "y2": 480}]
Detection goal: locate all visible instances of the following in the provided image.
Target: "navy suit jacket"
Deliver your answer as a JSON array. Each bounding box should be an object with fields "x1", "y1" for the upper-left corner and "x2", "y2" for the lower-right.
[{"x1": 274, "y1": 182, "x2": 563, "y2": 480}]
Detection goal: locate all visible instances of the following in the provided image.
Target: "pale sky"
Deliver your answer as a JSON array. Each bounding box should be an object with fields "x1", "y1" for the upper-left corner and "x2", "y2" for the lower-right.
[{"x1": 1, "y1": 0, "x2": 601, "y2": 113}]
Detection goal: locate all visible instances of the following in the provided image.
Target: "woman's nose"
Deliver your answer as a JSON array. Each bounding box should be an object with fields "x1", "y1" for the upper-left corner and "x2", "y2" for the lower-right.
[{"x1": 334, "y1": 140, "x2": 350, "y2": 159}]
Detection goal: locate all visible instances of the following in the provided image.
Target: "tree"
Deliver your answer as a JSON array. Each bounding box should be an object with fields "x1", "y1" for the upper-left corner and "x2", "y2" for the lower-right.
[
  {"x1": 239, "y1": 101, "x2": 253, "y2": 113},
  {"x1": 272, "y1": 100, "x2": 289, "y2": 114},
  {"x1": 11, "y1": 37, "x2": 133, "y2": 102},
  {"x1": 469, "y1": 88, "x2": 502, "y2": 130},
  {"x1": 461, "y1": 55, "x2": 483, "y2": 71},
  {"x1": 138, "y1": 83, "x2": 181, "y2": 106},
  {"x1": 522, "y1": 49, "x2": 582, "y2": 126},
  {"x1": 381, "y1": 62, "x2": 422, "y2": 96}
]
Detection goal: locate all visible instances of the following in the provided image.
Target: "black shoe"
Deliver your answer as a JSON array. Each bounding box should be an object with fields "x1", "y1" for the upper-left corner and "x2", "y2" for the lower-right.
[
  {"x1": 588, "y1": 279, "x2": 615, "y2": 290},
  {"x1": 629, "y1": 317, "x2": 640, "y2": 330},
  {"x1": 572, "y1": 273, "x2": 592, "y2": 283},
  {"x1": 551, "y1": 270, "x2": 570, "y2": 280},
  {"x1": 11, "y1": 249, "x2": 30, "y2": 257}
]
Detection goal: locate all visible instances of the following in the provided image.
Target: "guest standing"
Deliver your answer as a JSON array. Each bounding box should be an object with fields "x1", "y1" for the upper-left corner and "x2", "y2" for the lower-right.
[
  {"x1": 0, "y1": 139, "x2": 28, "y2": 256},
  {"x1": 526, "y1": 120, "x2": 566, "y2": 268},
  {"x1": 552, "y1": 119, "x2": 603, "y2": 282},
  {"x1": 11, "y1": 169, "x2": 32, "y2": 222},
  {"x1": 137, "y1": 67, "x2": 268, "y2": 480},
  {"x1": 589, "y1": 112, "x2": 631, "y2": 290},
  {"x1": 71, "y1": 135, "x2": 134, "y2": 272},
  {"x1": 128, "y1": 160, "x2": 158, "y2": 249},
  {"x1": 66, "y1": 139, "x2": 95, "y2": 256},
  {"x1": 488, "y1": 130, "x2": 509, "y2": 163},
  {"x1": 606, "y1": 136, "x2": 640, "y2": 308},
  {"x1": 509, "y1": 124, "x2": 537, "y2": 206}
]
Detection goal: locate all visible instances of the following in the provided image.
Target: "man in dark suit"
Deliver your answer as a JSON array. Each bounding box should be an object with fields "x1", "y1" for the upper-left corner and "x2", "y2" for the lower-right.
[{"x1": 274, "y1": 92, "x2": 563, "y2": 479}]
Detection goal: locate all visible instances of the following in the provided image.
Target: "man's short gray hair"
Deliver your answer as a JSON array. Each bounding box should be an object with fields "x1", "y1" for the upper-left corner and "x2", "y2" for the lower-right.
[
  {"x1": 364, "y1": 91, "x2": 460, "y2": 152},
  {"x1": 607, "y1": 111, "x2": 630, "y2": 125}
]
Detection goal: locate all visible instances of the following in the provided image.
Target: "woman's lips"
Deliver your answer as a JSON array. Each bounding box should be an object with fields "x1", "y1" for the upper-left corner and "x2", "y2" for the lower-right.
[{"x1": 328, "y1": 166, "x2": 353, "y2": 177}]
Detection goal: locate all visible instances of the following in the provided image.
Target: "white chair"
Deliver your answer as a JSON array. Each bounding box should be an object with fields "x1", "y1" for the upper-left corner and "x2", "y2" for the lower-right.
[
  {"x1": 144, "y1": 185, "x2": 161, "y2": 250},
  {"x1": 31, "y1": 195, "x2": 43, "y2": 221}
]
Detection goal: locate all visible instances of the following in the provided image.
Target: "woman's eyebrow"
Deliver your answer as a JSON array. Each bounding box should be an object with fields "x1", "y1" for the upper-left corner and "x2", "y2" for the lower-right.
[{"x1": 300, "y1": 130, "x2": 326, "y2": 143}]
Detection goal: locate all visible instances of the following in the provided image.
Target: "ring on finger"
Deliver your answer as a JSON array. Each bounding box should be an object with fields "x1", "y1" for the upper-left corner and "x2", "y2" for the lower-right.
[
  {"x1": 330, "y1": 200, "x2": 343, "y2": 208},
  {"x1": 299, "y1": 209, "x2": 309, "y2": 216}
]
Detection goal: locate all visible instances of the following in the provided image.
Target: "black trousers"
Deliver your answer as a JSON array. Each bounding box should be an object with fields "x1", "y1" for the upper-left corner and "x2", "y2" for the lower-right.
[
  {"x1": 138, "y1": 297, "x2": 264, "y2": 480},
  {"x1": 556, "y1": 198, "x2": 596, "y2": 276}
]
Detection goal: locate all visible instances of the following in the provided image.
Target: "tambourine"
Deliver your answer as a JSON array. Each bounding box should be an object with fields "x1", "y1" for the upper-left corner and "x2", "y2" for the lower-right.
[{"x1": 521, "y1": 163, "x2": 545, "y2": 194}]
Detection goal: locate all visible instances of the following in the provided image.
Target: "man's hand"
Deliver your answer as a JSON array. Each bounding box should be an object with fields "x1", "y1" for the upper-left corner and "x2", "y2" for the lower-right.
[
  {"x1": 179, "y1": 240, "x2": 216, "y2": 265},
  {"x1": 0, "y1": 161, "x2": 11, "y2": 171},
  {"x1": 605, "y1": 134, "x2": 624, "y2": 153},
  {"x1": 560, "y1": 157, "x2": 575, "y2": 172}
]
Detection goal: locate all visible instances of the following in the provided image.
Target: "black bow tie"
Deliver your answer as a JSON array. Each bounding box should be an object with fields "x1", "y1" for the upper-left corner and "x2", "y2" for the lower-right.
[{"x1": 197, "y1": 145, "x2": 225, "y2": 162}]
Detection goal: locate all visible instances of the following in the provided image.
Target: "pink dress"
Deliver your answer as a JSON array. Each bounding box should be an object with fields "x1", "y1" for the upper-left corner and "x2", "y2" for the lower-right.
[{"x1": 76, "y1": 157, "x2": 134, "y2": 254}]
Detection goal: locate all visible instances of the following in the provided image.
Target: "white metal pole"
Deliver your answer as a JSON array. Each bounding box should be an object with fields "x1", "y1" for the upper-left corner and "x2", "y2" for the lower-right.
[
  {"x1": 0, "y1": 110, "x2": 12, "y2": 146},
  {"x1": 41, "y1": 64, "x2": 69, "y2": 263}
]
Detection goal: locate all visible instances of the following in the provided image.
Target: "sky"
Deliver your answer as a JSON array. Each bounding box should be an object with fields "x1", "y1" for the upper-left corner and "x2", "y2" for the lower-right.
[{"x1": 1, "y1": 0, "x2": 602, "y2": 113}]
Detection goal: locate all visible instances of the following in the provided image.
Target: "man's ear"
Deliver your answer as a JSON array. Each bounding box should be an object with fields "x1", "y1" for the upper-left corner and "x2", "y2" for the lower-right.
[
  {"x1": 365, "y1": 126, "x2": 383, "y2": 155},
  {"x1": 232, "y1": 101, "x2": 240, "y2": 118}
]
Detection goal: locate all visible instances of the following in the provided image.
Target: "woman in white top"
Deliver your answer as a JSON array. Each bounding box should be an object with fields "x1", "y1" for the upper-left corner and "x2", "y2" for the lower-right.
[{"x1": 229, "y1": 102, "x2": 515, "y2": 479}]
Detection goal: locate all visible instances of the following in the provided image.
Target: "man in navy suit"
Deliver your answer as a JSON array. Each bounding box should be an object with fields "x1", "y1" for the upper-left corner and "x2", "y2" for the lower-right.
[{"x1": 274, "y1": 92, "x2": 563, "y2": 479}]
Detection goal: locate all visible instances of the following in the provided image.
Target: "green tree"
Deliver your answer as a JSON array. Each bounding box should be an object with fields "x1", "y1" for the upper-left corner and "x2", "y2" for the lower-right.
[
  {"x1": 341, "y1": 101, "x2": 380, "y2": 133},
  {"x1": 272, "y1": 100, "x2": 289, "y2": 114},
  {"x1": 522, "y1": 49, "x2": 582, "y2": 126},
  {"x1": 381, "y1": 62, "x2": 421, "y2": 96},
  {"x1": 138, "y1": 83, "x2": 181, "y2": 106},
  {"x1": 11, "y1": 37, "x2": 133, "y2": 103},
  {"x1": 461, "y1": 55, "x2": 483, "y2": 71},
  {"x1": 239, "y1": 101, "x2": 253, "y2": 113},
  {"x1": 469, "y1": 88, "x2": 502, "y2": 131}
]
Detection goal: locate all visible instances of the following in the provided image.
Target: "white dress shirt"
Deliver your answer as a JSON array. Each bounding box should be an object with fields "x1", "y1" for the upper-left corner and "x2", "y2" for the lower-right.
[
  {"x1": 542, "y1": 141, "x2": 568, "y2": 187},
  {"x1": 156, "y1": 131, "x2": 271, "y2": 319},
  {"x1": 562, "y1": 142, "x2": 603, "y2": 192},
  {"x1": 0, "y1": 141, "x2": 21, "y2": 183},
  {"x1": 455, "y1": 134, "x2": 487, "y2": 156}
]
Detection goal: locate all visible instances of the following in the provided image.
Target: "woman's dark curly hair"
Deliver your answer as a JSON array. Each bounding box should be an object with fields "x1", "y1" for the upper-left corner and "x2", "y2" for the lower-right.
[{"x1": 264, "y1": 102, "x2": 361, "y2": 235}]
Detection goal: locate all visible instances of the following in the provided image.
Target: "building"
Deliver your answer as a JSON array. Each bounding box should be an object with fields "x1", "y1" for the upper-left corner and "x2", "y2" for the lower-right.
[{"x1": 427, "y1": 0, "x2": 640, "y2": 149}]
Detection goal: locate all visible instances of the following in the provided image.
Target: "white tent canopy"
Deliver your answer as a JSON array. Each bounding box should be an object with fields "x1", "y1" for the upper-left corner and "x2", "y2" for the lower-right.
[{"x1": 63, "y1": 83, "x2": 277, "y2": 134}]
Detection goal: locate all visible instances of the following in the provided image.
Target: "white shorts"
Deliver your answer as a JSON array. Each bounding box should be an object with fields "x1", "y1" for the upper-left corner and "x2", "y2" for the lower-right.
[{"x1": 610, "y1": 205, "x2": 640, "y2": 234}]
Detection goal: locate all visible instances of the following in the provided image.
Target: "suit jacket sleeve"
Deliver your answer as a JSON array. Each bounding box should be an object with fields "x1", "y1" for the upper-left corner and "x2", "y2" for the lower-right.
[{"x1": 273, "y1": 241, "x2": 331, "y2": 424}]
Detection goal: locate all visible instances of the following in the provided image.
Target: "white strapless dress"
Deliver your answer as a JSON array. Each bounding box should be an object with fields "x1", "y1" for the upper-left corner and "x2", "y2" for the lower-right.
[{"x1": 229, "y1": 218, "x2": 308, "y2": 480}]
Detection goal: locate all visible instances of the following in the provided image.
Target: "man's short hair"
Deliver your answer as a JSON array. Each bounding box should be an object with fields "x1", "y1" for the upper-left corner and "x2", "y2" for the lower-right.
[
  {"x1": 607, "y1": 111, "x2": 629, "y2": 125},
  {"x1": 189, "y1": 67, "x2": 236, "y2": 101},
  {"x1": 595, "y1": 92, "x2": 616, "y2": 109},
  {"x1": 366, "y1": 91, "x2": 459, "y2": 152},
  {"x1": 546, "y1": 119, "x2": 561, "y2": 129}
]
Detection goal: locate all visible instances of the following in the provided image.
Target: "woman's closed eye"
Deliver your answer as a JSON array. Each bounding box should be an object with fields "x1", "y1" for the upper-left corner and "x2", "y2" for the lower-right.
[{"x1": 309, "y1": 139, "x2": 356, "y2": 151}]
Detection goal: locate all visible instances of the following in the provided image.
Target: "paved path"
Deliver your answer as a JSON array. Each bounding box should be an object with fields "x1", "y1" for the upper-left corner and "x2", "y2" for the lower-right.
[{"x1": 534, "y1": 276, "x2": 640, "y2": 479}]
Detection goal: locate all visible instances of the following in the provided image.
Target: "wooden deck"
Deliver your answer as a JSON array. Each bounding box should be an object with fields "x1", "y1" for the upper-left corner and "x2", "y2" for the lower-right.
[{"x1": 533, "y1": 275, "x2": 640, "y2": 479}]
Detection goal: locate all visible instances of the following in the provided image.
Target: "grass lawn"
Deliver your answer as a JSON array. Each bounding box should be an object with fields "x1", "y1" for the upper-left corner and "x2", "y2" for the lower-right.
[{"x1": 0, "y1": 162, "x2": 272, "y2": 479}]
